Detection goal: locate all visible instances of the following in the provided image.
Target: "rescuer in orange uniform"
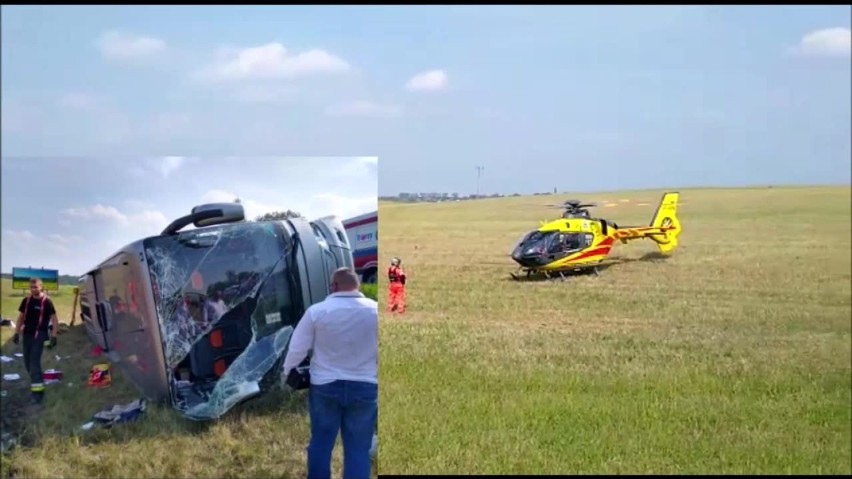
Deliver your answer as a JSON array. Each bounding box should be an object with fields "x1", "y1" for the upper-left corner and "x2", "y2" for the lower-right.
[{"x1": 387, "y1": 257, "x2": 406, "y2": 314}]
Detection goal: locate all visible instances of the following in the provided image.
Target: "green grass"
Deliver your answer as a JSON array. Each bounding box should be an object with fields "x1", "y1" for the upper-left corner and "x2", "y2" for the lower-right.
[
  {"x1": 377, "y1": 186, "x2": 852, "y2": 475},
  {"x1": 0, "y1": 278, "x2": 377, "y2": 478},
  {"x1": 361, "y1": 283, "x2": 378, "y2": 301}
]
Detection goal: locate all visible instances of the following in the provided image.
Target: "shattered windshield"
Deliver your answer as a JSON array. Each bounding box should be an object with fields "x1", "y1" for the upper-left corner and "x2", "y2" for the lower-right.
[{"x1": 143, "y1": 221, "x2": 304, "y2": 420}]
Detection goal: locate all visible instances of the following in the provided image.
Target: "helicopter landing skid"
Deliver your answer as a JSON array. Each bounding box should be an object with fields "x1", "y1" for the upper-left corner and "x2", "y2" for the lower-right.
[
  {"x1": 510, "y1": 265, "x2": 601, "y2": 282},
  {"x1": 509, "y1": 268, "x2": 533, "y2": 281}
]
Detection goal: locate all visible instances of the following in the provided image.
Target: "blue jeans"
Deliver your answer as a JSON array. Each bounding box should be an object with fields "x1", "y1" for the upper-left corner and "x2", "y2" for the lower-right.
[{"x1": 307, "y1": 380, "x2": 377, "y2": 479}]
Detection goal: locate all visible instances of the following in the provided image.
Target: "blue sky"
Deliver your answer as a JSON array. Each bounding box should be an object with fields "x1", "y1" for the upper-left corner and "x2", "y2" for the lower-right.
[
  {"x1": 1, "y1": 5, "x2": 850, "y2": 199},
  {"x1": 0, "y1": 156, "x2": 377, "y2": 275}
]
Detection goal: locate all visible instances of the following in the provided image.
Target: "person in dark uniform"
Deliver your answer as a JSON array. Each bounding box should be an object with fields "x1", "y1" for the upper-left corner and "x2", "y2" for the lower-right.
[{"x1": 12, "y1": 278, "x2": 59, "y2": 405}]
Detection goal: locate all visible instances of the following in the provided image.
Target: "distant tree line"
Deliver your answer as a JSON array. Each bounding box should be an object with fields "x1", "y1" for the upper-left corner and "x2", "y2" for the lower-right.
[
  {"x1": 254, "y1": 210, "x2": 303, "y2": 221},
  {"x1": 227, "y1": 197, "x2": 304, "y2": 222}
]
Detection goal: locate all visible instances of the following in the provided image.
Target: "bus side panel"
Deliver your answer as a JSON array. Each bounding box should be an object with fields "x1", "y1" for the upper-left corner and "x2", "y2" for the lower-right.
[
  {"x1": 81, "y1": 273, "x2": 111, "y2": 351},
  {"x1": 343, "y1": 215, "x2": 377, "y2": 282},
  {"x1": 99, "y1": 252, "x2": 170, "y2": 401},
  {"x1": 290, "y1": 218, "x2": 333, "y2": 307},
  {"x1": 313, "y1": 216, "x2": 356, "y2": 273}
]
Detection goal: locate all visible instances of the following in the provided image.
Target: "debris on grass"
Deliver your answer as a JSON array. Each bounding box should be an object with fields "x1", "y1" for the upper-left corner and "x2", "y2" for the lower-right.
[
  {"x1": 91, "y1": 398, "x2": 147, "y2": 428},
  {"x1": 87, "y1": 363, "x2": 111, "y2": 389},
  {"x1": 1, "y1": 431, "x2": 17, "y2": 453}
]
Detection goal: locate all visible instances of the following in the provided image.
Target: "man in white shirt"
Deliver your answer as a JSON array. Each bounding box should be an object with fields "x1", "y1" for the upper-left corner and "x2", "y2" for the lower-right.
[{"x1": 283, "y1": 267, "x2": 378, "y2": 479}]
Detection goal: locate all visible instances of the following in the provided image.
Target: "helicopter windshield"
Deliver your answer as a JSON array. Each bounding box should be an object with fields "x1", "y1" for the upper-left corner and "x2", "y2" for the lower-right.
[{"x1": 517, "y1": 231, "x2": 593, "y2": 257}]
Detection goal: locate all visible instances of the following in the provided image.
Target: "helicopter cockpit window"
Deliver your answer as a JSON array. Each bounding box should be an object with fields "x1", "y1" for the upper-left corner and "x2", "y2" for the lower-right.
[
  {"x1": 563, "y1": 234, "x2": 583, "y2": 251},
  {"x1": 515, "y1": 231, "x2": 540, "y2": 249},
  {"x1": 540, "y1": 232, "x2": 591, "y2": 254}
]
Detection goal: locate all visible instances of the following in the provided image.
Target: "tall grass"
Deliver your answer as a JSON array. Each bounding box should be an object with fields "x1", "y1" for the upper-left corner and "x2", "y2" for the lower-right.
[{"x1": 377, "y1": 186, "x2": 852, "y2": 475}]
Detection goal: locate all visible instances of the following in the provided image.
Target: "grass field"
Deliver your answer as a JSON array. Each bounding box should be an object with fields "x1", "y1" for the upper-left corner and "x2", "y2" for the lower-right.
[
  {"x1": 377, "y1": 186, "x2": 852, "y2": 475},
  {"x1": 0, "y1": 279, "x2": 378, "y2": 479}
]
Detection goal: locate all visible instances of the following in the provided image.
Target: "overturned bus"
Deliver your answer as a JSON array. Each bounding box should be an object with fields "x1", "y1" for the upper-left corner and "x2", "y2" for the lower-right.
[{"x1": 78, "y1": 203, "x2": 353, "y2": 420}]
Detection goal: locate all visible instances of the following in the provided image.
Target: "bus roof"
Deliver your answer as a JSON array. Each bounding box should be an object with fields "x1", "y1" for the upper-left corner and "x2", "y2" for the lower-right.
[{"x1": 342, "y1": 210, "x2": 377, "y2": 226}]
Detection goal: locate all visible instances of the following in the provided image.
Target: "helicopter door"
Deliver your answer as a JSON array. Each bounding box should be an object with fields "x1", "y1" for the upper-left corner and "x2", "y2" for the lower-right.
[{"x1": 566, "y1": 234, "x2": 582, "y2": 251}]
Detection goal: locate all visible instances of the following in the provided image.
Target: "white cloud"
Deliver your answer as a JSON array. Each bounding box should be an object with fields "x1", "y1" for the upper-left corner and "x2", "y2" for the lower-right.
[
  {"x1": 159, "y1": 156, "x2": 191, "y2": 177},
  {"x1": 141, "y1": 112, "x2": 205, "y2": 143},
  {"x1": 5, "y1": 206, "x2": 168, "y2": 275},
  {"x1": 63, "y1": 204, "x2": 127, "y2": 223},
  {"x1": 310, "y1": 193, "x2": 377, "y2": 220},
  {"x1": 124, "y1": 199, "x2": 156, "y2": 211},
  {"x1": 3, "y1": 230, "x2": 81, "y2": 265},
  {"x1": 200, "y1": 189, "x2": 244, "y2": 205},
  {"x1": 59, "y1": 92, "x2": 103, "y2": 111},
  {"x1": 200, "y1": 190, "x2": 290, "y2": 225},
  {"x1": 47, "y1": 234, "x2": 84, "y2": 245},
  {"x1": 61, "y1": 204, "x2": 169, "y2": 232},
  {"x1": 0, "y1": 100, "x2": 40, "y2": 135},
  {"x1": 122, "y1": 156, "x2": 199, "y2": 179},
  {"x1": 791, "y1": 27, "x2": 851, "y2": 58},
  {"x1": 325, "y1": 100, "x2": 403, "y2": 118},
  {"x1": 199, "y1": 189, "x2": 279, "y2": 222},
  {"x1": 2, "y1": 229, "x2": 111, "y2": 275},
  {"x1": 96, "y1": 30, "x2": 167, "y2": 63},
  {"x1": 196, "y1": 42, "x2": 350, "y2": 82},
  {"x1": 199, "y1": 185, "x2": 375, "y2": 223},
  {"x1": 233, "y1": 84, "x2": 298, "y2": 103},
  {"x1": 3, "y1": 229, "x2": 35, "y2": 242},
  {"x1": 131, "y1": 210, "x2": 171, "y2": 232},
  {"x1": 405, "y1": 69, "x2": 449, "y2": 92},
  {"x1": 305, "y1": 157, "x2": 379, "y2": 182},
  {"x1": 53, "y1": 93, "x2": 135, "y2": 146}
]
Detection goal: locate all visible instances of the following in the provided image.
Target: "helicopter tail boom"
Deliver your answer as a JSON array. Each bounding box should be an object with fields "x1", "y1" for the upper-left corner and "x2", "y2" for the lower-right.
[
  {"x1": 608, "y1": 192, "x2": 681, "y2": 254},
  {"x1": 647, "y1": 191, "x2": 681, "y2": 254}
]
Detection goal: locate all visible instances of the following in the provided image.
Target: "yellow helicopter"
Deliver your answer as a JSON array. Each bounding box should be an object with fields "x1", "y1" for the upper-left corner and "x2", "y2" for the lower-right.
[{"x1": 509, "y1": 192, "x2": 682, "y2": 280}]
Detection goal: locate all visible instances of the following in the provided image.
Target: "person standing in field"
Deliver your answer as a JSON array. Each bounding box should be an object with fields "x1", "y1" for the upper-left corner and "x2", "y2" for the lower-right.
[
  {"x1": 12, "y1": 278, "x2": 59, "y2": 406},
  {"x1": 387, "y1": 257, "x2": 406, "y2": 314},
  {"x1": 283, "y1": 267, "x2": 378, "y2": 479}
]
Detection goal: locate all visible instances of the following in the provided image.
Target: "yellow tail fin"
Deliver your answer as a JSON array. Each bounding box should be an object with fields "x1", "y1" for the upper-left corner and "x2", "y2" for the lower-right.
[{"x1": 648, "y1": 192, "x2": 681, "y2": 254}]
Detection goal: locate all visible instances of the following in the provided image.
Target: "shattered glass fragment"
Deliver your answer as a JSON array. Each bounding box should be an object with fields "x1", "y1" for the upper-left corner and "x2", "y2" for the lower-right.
[{"x1": 183, "y1": 325, "x2": 294, "y2": 420}]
